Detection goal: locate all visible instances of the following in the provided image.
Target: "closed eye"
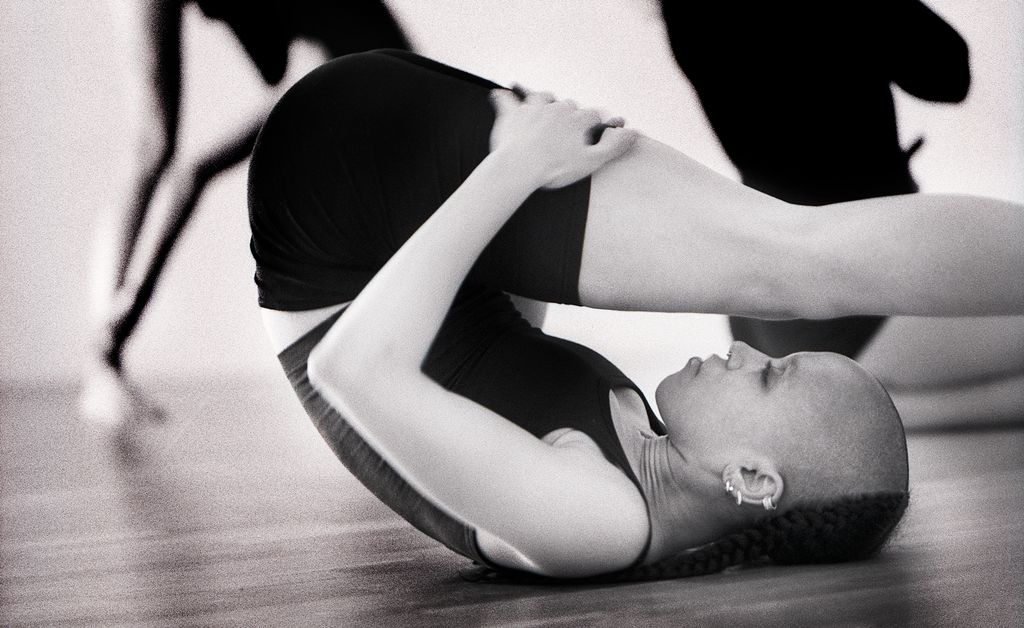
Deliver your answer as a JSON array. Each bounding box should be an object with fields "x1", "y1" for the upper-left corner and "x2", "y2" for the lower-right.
[{"x1": 762, "y1": 360, "x2": 787, "y2": 389}]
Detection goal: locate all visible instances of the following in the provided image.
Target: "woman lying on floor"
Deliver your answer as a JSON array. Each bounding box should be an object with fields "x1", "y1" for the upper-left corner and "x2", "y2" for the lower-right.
[{"x1": 248, "y1": 51, "x2": 1021, "y2": 580}]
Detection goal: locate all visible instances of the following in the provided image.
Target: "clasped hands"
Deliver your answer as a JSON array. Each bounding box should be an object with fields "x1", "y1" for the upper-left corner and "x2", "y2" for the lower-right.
[{"x1": 489, "y1": 83, "x2": 637, "y2": 190}]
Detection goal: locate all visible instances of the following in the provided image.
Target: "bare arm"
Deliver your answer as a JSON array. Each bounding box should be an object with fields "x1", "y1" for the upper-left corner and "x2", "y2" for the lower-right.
[{"x1": 307, "y1": 92, "x2": 647, "y2": 577}]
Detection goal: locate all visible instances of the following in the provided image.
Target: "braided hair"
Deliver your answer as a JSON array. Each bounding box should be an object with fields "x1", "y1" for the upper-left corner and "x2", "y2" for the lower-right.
[{"x1": 460, "y1": 491, "x2": 909, "y2": 584}]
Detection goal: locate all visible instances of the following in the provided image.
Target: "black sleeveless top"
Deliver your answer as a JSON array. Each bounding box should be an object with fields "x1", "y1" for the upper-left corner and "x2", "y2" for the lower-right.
[
  {"x1": 293, "y1": 286, "x2": 665, "y2": 489},
  {"x1": 424, "y1": 287, "x2": 666, "y2": 485}
]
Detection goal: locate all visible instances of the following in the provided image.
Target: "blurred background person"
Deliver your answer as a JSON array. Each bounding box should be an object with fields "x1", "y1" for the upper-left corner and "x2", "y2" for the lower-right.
[{"x1": 83, "y1": 0, "x2": 411, "y2": 424}]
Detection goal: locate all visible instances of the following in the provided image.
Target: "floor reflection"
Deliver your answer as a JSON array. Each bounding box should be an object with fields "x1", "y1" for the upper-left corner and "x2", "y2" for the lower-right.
[{"x1": 106, "y1": 422, "x2": 215, "y2": 624}]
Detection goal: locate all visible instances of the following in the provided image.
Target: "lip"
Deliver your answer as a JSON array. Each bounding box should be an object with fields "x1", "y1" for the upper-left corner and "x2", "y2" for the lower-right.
[{"x1": 682, "y1": 356, "x2": 703, "y2": 376}]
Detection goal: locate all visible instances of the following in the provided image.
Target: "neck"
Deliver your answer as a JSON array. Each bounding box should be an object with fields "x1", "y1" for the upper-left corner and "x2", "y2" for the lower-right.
[{"x1": 637, "y1": 436, "x2": 751, "y2": 564}]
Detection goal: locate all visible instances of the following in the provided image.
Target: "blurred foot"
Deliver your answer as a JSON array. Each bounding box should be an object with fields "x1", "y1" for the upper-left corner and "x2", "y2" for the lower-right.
[{"x1": 79, "y1": 357, "x2": 165, "y2": 426}]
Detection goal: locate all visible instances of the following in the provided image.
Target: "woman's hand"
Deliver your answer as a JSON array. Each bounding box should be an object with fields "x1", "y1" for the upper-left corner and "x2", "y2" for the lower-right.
[{"x1": 489, "y1": 85, "x2": 638, "y2": 189}]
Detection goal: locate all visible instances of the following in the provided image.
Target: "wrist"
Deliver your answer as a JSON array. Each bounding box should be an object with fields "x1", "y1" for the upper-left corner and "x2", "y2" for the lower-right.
[{"x1": 484, "y1": 145, "x2": 548, "y2": 193}]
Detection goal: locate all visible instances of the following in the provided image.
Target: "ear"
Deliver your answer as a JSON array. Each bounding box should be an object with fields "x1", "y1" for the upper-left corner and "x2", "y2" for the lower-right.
[{"x1": 722, "y1": 458, "x2": 785, "y2": 509}]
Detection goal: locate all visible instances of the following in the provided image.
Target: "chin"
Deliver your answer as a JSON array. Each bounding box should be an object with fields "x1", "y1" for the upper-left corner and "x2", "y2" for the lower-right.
[
  {"x1": 654, "y1": 370, "x2": 689, "y2": 418},
  {"x1": 654, "y1": 375, "x2": 671, "y2": 416}
]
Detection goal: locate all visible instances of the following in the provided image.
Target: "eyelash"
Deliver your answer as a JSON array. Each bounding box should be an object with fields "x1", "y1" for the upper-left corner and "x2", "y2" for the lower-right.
[{"x1": 762, "y1": 361, "x2": 786, "y2": 388}]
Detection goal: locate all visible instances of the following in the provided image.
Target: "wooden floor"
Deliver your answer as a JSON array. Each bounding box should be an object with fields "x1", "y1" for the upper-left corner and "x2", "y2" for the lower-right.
[{"x1": 2, "y1": 379, "x2": 1021, "y2": 627}]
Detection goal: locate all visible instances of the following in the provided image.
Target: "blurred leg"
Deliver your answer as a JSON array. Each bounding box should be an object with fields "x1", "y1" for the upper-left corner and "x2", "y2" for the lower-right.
[
  {"x1": 82, "y1": 0, "x2": 182, "y2": 425},
  {"x1": 110, "y1": 118, "x2": 265, "y2": 351},
  {"x1": 94, "y1": 0, "x2": 182, "y2": 367}
]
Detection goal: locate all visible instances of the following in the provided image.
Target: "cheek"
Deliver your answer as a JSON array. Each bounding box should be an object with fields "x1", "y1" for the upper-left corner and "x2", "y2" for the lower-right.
[
  {"x1": 687, "y1": 388, "x2": 764, "y2": 439},
  {"x1": 660, "y1": 384, "x2": 717, "y2": 438},
  {"x1": 660, "y1": 376, "x2": 761, "y2": 441}
]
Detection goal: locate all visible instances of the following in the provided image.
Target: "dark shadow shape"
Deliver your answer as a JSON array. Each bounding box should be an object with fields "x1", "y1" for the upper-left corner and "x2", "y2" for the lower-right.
[{"x1": 661, "y1": 0, "x2": 970, "y2": 358}]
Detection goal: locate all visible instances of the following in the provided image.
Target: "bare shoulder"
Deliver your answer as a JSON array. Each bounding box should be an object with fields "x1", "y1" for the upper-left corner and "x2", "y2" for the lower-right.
[
  {"x1": 542, "y1": 427, "x2": 604, "y2": 453},
  {"x1": 472, "y1": 427, "x2": 650, "y2": 578}
]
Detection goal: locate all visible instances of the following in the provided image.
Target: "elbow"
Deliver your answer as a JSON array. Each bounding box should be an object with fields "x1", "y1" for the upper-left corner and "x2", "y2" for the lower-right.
[
  {"x1": 307, "y1": 342, "x2": 380, "y2": 416},
  {"x1": 307, "y1": 332, "x2": 368, "y2": 403},
  {"x1": 306, "y1": 340, "x2": 347, "y2": 401},
  {"x1": 307, "y1": 329, "x2": 408, "y2": 406}
]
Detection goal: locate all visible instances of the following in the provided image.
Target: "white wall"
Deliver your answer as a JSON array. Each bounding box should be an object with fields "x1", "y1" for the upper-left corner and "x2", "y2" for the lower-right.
[{"x1": 1, "y1": 1, "x2": 1022, "y2": 393}]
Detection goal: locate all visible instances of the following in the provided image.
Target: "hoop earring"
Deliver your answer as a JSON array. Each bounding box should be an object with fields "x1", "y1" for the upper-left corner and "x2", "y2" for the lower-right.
[{"x1": 722, "y1": 476, "x2": 781, "y2": 510}]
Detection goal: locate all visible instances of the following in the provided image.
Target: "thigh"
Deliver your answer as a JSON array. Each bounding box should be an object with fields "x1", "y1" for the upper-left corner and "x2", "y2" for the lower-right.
[
  {"x1": 250, "y1": 50, "x2": 590, "y2": 311},
  {"x1": 857, "y1": 316, "x2": 1024, "y2": 390},
  {"x1": 579, "y1": 134, "x2": 794, "y2": 315}
]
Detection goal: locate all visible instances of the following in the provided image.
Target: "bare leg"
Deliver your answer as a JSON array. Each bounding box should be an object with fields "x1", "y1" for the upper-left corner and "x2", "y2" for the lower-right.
[
  {"x1": 857, "y1": 316, "x2": 1024, "y2": 429},
  {"x1": 83, "y1": 0, "x2": 182, "y2": 425},
  {"x1": 578, "y1": 134, "x2": 798, "y2": 316},
  {"x1": 94, "y1": 0, "x2": 181, "y2": 361},
  {"x1": 86, "y1": 0, "x2": 278, "y2": 424},
  {"x1": 106, "y1": 0, "x2": 182, "y2": 297},
  {"x1": 111, "y1": 119, "x2": 265, "y2": 350},
  {"x1": 81, "y1": 117, "x2": 266, "y2": 425}
]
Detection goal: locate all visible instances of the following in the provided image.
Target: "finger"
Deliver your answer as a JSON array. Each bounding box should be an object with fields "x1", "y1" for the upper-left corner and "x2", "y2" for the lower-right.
[
  {"x1": 586, "y1": 127, "x2": 639, "y2": 165},
  {"x1": 510, "y1": 83, "x2": 530, "y2": 101},
  {"x1": 526, "y1": 90, "x2": 557, "y2": 104},
  {"x1": 489, "y1": 88, "x2": 519, "y2": 114},
  {"x1": 586, "y1": 123, "x2": 609, "y2": 145},
  {"x1": 582, "y1": 111, "x2": 612, "y2": 145},
  {"x1": 605, "y1": 116, "x2": 626, "y2": 128},
  {"x1": 587, "y1": 122, "x2": 613, "y2": 145}
]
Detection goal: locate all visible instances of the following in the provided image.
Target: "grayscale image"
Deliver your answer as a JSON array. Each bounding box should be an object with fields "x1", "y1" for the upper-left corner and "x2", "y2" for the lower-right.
[{"x1": 1, "y1": 1, "x2": 1021, "y2": 625}]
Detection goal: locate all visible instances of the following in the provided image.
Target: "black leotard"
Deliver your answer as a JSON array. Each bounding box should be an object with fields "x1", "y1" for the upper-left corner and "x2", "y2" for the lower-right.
[
  {"x1": 250, "y1": 50, "x2": 665, "y2": 569},
  {"x1": 250, "y1": 49, "x2": 590, "y2": 310}
]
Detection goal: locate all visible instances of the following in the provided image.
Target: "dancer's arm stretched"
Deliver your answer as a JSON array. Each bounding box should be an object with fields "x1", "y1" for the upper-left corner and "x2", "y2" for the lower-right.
[{"x1": 307, "y1": 92, "x2": 647, "y2": 577}]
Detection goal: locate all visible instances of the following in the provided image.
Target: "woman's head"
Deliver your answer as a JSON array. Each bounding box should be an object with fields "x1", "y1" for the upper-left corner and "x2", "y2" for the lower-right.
[
  {"x1": 562, "y1": 342, "x2": 910, "y2": 584},
  {"x1": 656, "y1": 340, "x2": 908, "y2": 508},
  {"x1": 465, "y1": 341, "x2": 909, "y2": 586}
]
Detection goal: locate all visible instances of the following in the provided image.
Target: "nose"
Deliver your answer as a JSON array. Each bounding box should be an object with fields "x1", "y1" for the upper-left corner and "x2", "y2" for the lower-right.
[{"x1": 726, "y1": 340, "x2": 769, "y2": 369}]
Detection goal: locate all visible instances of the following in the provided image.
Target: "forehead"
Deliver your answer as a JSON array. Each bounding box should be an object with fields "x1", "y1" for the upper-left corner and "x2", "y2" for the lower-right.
[
  {"x1": 781, "y1": 351, "x2": 882, "y2": 409},
  {"x1": 791, "y1": 351, "x2": 865, "y2": 382}
]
